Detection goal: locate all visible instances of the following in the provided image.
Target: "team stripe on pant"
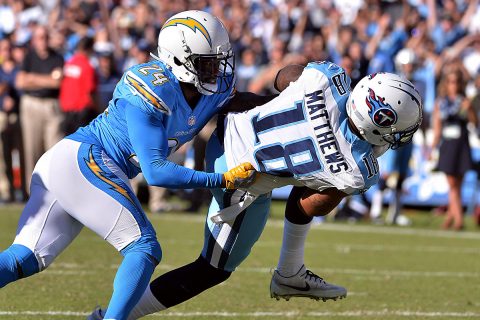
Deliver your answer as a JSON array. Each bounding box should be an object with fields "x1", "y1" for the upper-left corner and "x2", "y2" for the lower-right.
[{"x1": 204, "y1": 190, "x2": 247, "y2": 270}]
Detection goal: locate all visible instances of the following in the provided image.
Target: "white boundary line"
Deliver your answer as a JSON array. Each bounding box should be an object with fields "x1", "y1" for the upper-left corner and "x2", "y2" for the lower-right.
[{"x1": 0, "y1": 310, "x2": 479, "y2": 318}]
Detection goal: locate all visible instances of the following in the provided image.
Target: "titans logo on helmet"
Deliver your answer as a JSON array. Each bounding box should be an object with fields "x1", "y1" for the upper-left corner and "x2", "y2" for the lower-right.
[{"x1": 365, "y1": 88, "x2": 397, "y2": 127}]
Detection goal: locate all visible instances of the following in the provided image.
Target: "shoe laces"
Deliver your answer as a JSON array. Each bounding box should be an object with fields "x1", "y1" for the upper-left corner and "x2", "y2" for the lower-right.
[{"x1": 302, "y1": 269, "x2": 325, "y2": 284}]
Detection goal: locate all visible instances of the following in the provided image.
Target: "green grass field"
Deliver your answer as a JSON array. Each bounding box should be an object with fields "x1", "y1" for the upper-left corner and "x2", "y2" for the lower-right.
[{"x1": 0, "y1": 202, "x2": 479, "y2": 319}]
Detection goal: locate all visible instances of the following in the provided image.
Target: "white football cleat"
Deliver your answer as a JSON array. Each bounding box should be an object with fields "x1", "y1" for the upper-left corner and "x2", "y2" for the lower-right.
[
  {"x1": 270, "y1": 265, "x2": 347, "y2": 302},
  {"x1": 87, "y1": 306, "x2": 104, "y2": 320}
]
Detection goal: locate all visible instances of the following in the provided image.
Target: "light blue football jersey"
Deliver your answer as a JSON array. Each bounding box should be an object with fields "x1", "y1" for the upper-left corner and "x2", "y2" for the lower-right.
[
  {"x1": 224, "y1": 61, "x2": 379, "y2": 195},
  {"x1": 70, "y1": 60, "x2": 234, "y2": 179}
]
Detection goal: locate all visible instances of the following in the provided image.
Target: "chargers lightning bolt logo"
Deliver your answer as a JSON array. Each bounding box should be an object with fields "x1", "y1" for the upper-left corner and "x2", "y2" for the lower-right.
[
  {"x1": 86, "y1": 149, "x2": 135, "y2": 205},
  {"x1": 161, "y1": 17, "x2": 212, "y2": 47},
  {"x1": 365, "y1": 88, "x2": 397, "y2": 127},
  {"x1": 125, "y1": 73, "x2": 171, "y2": 114}
]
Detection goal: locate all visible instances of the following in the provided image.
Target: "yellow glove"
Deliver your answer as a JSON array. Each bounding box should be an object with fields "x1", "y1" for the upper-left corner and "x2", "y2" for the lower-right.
[{"x1": 223, "y1": 162, "x2": 257, "y2": 190}]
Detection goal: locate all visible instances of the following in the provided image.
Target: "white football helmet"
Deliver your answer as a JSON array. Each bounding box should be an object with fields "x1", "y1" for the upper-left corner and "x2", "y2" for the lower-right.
[
  {"x1": 154, "y1": 10, "x2": 234, "y2": 95},
  {"x1": 394, "y1": 48, "x2": 417, "y2": 71},
  {"x1": 346, "y1": 72, "x2": 422, "y2": 148}
]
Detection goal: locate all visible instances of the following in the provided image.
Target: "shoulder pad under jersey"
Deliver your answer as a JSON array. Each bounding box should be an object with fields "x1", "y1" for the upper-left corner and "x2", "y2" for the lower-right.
[
  {"x1": 305, "y1": 61, "x2": 352, "y2": 93},
  {"x1": 123, "y1": 62, "x2": 174, "y2": 115}
]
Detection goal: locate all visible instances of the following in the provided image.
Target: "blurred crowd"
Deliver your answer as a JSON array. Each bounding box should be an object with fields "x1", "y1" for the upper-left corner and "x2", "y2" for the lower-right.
[{"x1": 1, "y1": 0, "x2": 480, "y2": 229}]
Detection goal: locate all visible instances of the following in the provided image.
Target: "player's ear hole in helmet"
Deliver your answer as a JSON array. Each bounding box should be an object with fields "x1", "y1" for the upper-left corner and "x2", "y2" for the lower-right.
[
  {"x1": 153, "y1": 10, "x2": 235, "y2": 95},
  {"x1": 346, "y1": 72, "x2": 423, "y2": 149}
]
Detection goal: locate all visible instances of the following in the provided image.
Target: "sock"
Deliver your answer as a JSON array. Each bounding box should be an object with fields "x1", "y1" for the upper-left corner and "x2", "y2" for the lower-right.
[
  {"x1": 0, "y1": 244, "x2": 39, "y2": 288},
  {"x1": 277, "y1": 218, "x2": 311, "y2": 276},
  {"x1": 386, "y1": 190, "x2": 401, "y2": 225},
  {"x1": 104, "y1": 252, "x2": 156, "y2": 320},
  {"x1": 370, "y1": 190, "x2": 383, "y2": 219},
  {"x1": 127, "y1": 285, "x2": 165, "y2": 320}
]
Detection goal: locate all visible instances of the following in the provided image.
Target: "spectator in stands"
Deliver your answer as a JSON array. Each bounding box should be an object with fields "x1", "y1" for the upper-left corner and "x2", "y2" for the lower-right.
[
  {"x1": 15, "y1": 24, "x2": 64, "y2": 191},
  {"x1": 430, "y1": 69, "x2": 477, "y2": 230},
  {"x1": 0, "y1": 37, "x2": 17, "y2": 202},
  {"x1": 94, "y1": 45, "x2": 121, "y2": 111},
  {"x1": 0, "y1": 36, "x2": 27, "y2": 203},
  {"x1": 345, "y1": 40, "x2": 368, "y2": 87},
  {"x1": 365, "y1": 13, "x2": 408, "y2": 74},
  {"x1": 235, "y1": 48, "x2": 259, "y2": 92},
  {"x1": 59, "y1": 36, "x2": 98, "y2": 135},
  {"x1": 426, "y1": 0, "x2": 478, "y2": 54}
]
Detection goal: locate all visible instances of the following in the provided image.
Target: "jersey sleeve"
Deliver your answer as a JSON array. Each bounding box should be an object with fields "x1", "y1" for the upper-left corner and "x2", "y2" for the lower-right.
[
  {"x1": 304, "y1": 61, "x2": 352, "y2": 96},
  {"x1": 301, "y1": 137, "x2": 379, "y2": 195},
  {"x1": 124, "y1": 101, "x2": 223, "y2": 188},
  {"x1": 122, "y1": 64, "x2": 173, "y2": 119}
]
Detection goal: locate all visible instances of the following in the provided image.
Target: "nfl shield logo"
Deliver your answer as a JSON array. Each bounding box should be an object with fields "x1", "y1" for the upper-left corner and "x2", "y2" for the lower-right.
[{"x1": 188, "y1": 115, "x2": 196, "y2": 126}]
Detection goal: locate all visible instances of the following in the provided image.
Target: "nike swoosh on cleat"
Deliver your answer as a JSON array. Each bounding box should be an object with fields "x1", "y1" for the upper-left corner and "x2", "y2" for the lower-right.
[{"x1": 281, "y1": 282, "x2": 310, "y2": 291}]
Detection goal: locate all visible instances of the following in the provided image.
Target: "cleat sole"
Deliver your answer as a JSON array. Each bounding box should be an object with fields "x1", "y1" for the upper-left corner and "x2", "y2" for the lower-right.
[{"x1": 270, "y1": 292, "x2": 347, "y2": 302}]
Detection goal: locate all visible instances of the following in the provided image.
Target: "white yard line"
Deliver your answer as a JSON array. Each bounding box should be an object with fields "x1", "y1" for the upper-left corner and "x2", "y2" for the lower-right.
[
  {"x1": 153, "y1": 214, "x2": 480, "y2": 240},
  {"x1": 44, "y1": 263, "x2": 479, "y2": 279},
  {"x1": 251, "y1": 241, "x2": 480, "y2": 254},
  {"x1": 0, "y1": 310, "x2": 479, "y2": 318},
  {"x1": 310, "y1": 223, "x2": 480, "y2": 240},
  {"x1": 236, "y1": 266, "x2": 480, "y2": 278}
]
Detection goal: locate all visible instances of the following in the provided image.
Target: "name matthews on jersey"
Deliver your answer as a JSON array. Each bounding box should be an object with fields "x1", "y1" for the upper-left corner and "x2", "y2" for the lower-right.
[{"x1": 304, "y1": 89, "x2": 350, "y2": 174}]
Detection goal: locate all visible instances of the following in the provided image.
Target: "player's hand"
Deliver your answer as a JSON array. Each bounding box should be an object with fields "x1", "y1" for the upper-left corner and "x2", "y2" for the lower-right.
[{"x1": 223, "y1": 162, "x2": 257, "y2": 189}]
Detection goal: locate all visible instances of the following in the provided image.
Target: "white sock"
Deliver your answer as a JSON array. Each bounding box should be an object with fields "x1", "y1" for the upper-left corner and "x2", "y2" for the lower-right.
[
  {"x1": 370, "y1": 190, "x2": 383, "y2": 219},
  {"x1": 127, "y1": 285, "x2": 166, "y2": 320},
  {"x1": 276, "y1": 218, "x2": 311, "y2": 276}
]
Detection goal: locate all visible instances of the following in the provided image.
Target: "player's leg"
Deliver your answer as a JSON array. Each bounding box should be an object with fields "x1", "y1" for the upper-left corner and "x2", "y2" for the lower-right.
[
  {"x1": 271, "y1": 186, "x2": 347, "y2": 301},
  {"x1": 49, "y1": 140, "x2": 161, "y2": 320},
  {"x1": 370, "y1": 149, "x2": 394, "y2": 223},
  {"x1": 0, "y1": 146, "x2": 83, "y2": 288},
  {"x1": 369, "y1": 178, "x2": 387, "y2": 222},
  {"x1": 386, "y1": 143, "x2": 413, "y2": 225},
  {"x1": 127, "y1": 190, "x2": 272, "y2": 319},
  {"x1": 126, "y1": 130, "x2": 271, "y2": 319},
  {"x1": 276, "y1": 186, "x2": 312, "y2": 276}
]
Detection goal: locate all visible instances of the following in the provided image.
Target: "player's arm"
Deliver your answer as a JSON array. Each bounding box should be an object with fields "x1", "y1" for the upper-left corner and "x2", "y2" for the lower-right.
[
  {"x1": 273, "y1": 64, "x2": 304, "y2": 92},
  {"x1": 220, "y1": 64, "x2": 305, "y2": 114},
  {"x1": 220, "y1": 91, "x2": 277, "y2": 114},
  {"x1": 125, "y1": 102, "x2": 255, "y2": 189}
]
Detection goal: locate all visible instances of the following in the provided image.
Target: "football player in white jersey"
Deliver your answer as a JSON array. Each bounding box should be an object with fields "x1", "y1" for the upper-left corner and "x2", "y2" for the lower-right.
[{"x1": 90, "y1": 62, "x2": 422, "y2": 319}]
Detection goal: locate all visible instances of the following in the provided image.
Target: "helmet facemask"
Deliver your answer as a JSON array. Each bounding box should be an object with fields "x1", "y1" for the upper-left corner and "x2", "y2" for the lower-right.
[
  {"x1": 183, "y1": 50, "x2": 235, "y2": 95},
  {"x1": 382, "y1": 119, "x2": 422, "y2": 149}
]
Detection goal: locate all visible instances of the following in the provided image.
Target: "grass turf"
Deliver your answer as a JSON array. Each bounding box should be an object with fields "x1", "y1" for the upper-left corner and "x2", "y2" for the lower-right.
[{"x1": 0, "y1": 202, "x2": 479, "y2": 319}]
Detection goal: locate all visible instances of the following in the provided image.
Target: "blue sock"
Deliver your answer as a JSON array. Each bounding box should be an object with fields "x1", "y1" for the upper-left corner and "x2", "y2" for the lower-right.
[
  {"x1": 0, "y1": 244, "x2": 39, "y2": 288},
  {"x1": 104, "y1": 251, "x2": 156, "y2": 320}
]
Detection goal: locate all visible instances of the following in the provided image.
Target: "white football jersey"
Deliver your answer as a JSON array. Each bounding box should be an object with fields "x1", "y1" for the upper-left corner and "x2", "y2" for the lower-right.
[{"x1": 224, "y1": 61, "x2": 380, "y2": 195}]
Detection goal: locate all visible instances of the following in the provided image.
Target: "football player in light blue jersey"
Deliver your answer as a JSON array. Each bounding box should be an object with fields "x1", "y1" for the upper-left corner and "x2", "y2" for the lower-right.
[
  {"x1": 0, "y1": 11, "x2": 276, "y2": 320},
  {"x1": 111, "y1": 63, "x2": 423, "y2": 319}
]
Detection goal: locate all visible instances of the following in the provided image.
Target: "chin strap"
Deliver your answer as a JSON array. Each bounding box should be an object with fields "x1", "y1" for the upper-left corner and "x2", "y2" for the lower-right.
[{"x1": 150, "y1": 52, "x2": 161, "y2": 61}]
